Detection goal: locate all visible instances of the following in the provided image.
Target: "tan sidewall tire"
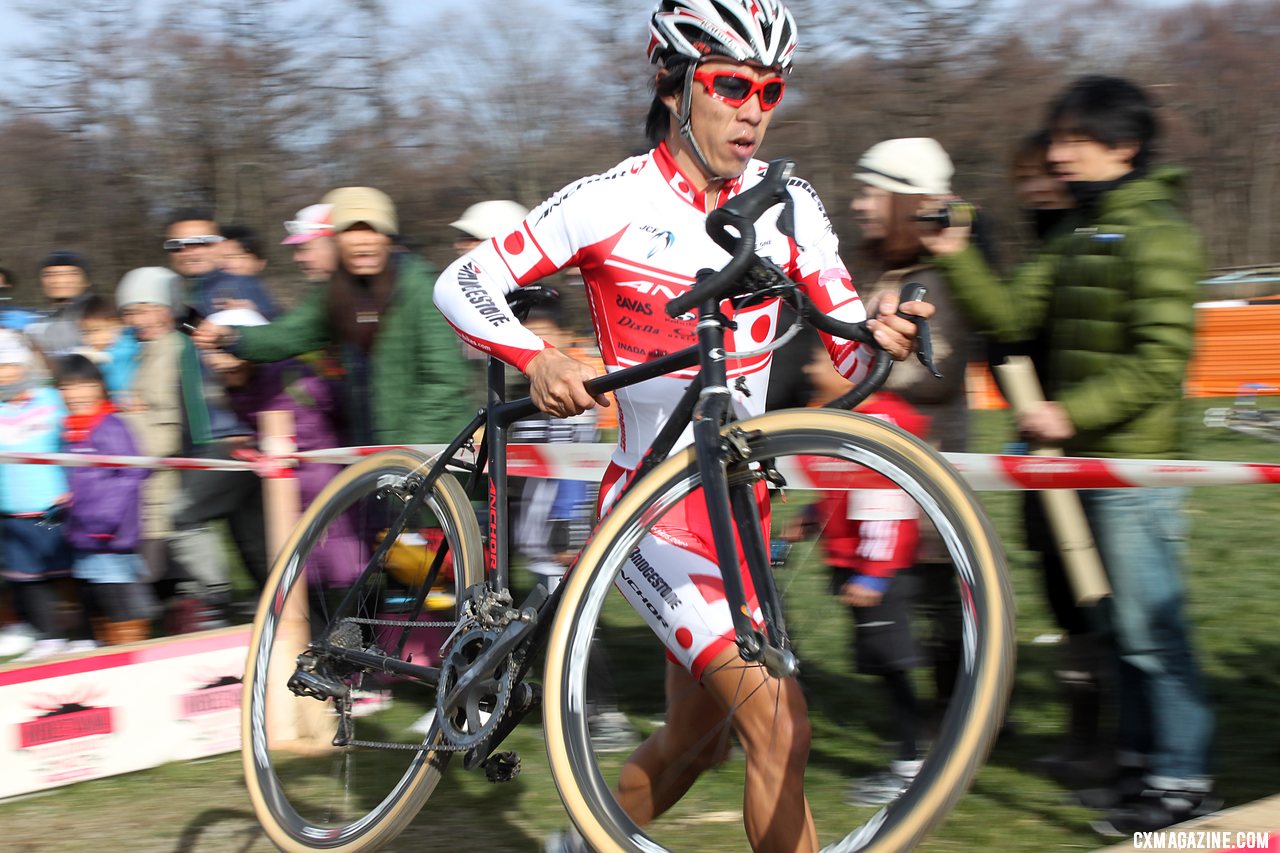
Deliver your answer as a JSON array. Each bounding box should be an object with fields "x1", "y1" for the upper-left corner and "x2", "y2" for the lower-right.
[
  {"x1": 543, "y1": 410, "x2": 1014, "y2": 853},
  {"x1": 241, "y1": 450, "x2": 484, "y2": 853}
]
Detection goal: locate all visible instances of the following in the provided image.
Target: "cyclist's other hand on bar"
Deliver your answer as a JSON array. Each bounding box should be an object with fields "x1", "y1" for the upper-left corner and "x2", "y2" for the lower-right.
[
  {"x1": 864, "y1": 291, "x2": 934, "y2": 361},
  {"x1": 193, "y1": 320, "x2": 233, "y2": 350},
  {"x1": 526, "y1": 347, "x2": 610, "y2": 419}
]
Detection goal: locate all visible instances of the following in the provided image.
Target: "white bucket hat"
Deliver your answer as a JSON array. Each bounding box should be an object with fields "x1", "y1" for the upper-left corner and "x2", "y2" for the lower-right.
[
  {"x1": 853, "y1": 137, "x2": 954, "y2": 196},
  {"x1": 117, "y1": 267, "x2": 181, "y2": 310},
  {"x1": 450, "y1": 200, "x2": 530, "y2": 241}
]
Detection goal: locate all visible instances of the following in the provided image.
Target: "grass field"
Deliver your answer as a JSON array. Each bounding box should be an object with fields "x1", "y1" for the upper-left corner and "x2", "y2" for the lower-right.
[{"x1": 4, "y1": 399, "x2": 1280, "y2": 852}]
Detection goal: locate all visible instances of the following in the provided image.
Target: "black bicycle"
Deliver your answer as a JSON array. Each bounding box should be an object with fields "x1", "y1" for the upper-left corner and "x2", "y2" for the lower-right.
[{"x1": 241, "y1": 160, "x2": 1015, "y2": 853}]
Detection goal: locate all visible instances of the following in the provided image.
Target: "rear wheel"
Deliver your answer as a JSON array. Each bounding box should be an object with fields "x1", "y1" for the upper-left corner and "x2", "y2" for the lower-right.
[
  {"x1": 543, "y1": 409, "x2": 1014, "y2": 852},
  {"x1": 242, "y1": 450, "x2": 484, "y2": 852}
]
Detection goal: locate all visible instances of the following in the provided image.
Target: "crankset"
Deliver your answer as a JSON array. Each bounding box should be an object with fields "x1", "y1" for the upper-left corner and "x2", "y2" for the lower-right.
[{"x1": 435, "y1": 625, "x2": 519, "y2": 750}]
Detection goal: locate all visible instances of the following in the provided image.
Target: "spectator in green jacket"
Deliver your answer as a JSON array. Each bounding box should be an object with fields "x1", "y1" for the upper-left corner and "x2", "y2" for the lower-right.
[
  {"x1": 921, "y1": 76, "x2": 1212, "y2": 837},
  {"x1": 193, "y1": 187, "x2": 477, "y2": 447}
]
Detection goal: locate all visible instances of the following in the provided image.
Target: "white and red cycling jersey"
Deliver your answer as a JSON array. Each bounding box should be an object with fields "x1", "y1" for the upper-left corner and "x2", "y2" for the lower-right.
[{"x1": 435, "y1": 142, "x2": 873, "y2": 677}]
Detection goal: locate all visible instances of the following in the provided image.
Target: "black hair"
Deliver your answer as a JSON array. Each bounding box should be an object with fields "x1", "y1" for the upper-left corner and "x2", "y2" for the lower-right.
[
  {"x1": 79, "y1": 293, "x2": 119, "y2": 323},
  {"x1": 220, "y1": 224, "x2": 264, "y2": 260},
  {"x1": 1046, "y1": 75, "x2": 1159, "y2": 170},
  {"x1": 0, "y1": 267, "x2": 15, "y2": 288},
  {"x1": 55, "y1": 353, "x2": 107, "y2": 388},
  {"x1": 645, "y1": 59, "x2": 691, "y2": 147},
  {"x1": 165, "y1": 207, "x2": 218, "y2": 229}
]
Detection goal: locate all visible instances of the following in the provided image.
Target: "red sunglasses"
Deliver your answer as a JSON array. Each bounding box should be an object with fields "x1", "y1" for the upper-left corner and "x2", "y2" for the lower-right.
[{"x1": 692, "y1": 69, "x2": 786, "y2": 110}]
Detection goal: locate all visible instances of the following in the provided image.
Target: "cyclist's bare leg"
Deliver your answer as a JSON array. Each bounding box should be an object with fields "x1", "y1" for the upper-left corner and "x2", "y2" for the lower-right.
[
  {"x1": 614, "y1": 649, "x2": 817, "y2": 853},
  {"x1": 614, "y1": 660, "x2": 732, "y2": 825}
]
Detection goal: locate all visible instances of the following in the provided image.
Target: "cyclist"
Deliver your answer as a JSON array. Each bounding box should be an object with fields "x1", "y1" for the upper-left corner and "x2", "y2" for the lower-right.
[{"x1": 435, "y1": 2, "x2": 931, "y2": 849}]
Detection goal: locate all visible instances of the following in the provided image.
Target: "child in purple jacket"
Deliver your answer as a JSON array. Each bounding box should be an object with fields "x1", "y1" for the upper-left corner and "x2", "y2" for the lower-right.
[
  {"x1": 57, "y1": 354, "x2": 152, "y2": 644},
  {"x1": 202, "y1": 309, "x2": 358, "y2": 587}
]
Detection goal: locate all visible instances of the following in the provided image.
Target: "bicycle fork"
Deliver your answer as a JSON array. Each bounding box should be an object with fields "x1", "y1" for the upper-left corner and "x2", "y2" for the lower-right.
[{"x1": 691, "y1": 300, "x2": 798, "y2": 679}]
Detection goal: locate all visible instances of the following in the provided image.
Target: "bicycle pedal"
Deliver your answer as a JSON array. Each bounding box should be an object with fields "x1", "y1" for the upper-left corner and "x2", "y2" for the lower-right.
[
  {"x1": 482, "y1": 750, "x2": 521, "y2": 783},
  {"x1": 287, "y1": 669, "x2": 349, "y2": 702}
]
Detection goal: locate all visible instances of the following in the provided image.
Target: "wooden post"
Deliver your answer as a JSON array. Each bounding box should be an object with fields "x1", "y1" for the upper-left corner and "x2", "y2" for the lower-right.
[
  {"x1": 994, "y1": 358, "x2": 1112, "y2": 604},
  {"x1": 258, "y1": 410, "x2": 332, "y2": 753}
]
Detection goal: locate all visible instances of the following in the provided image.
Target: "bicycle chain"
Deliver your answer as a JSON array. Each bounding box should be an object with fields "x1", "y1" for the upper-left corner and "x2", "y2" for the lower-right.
[{"x1": 343, "y1": 616, "x2": 458, "y2": 630}]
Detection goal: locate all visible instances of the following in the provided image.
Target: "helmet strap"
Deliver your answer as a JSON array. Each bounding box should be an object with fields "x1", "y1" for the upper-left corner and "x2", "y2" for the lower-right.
[{"x1": 675, "y1": 63, "x2": 731, "y2": 184}]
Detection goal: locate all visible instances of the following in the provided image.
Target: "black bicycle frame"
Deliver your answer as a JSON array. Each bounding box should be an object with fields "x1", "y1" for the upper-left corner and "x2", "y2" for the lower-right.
[{"x1": 315, "y1": 307, "x2": 812, "y2": 692}]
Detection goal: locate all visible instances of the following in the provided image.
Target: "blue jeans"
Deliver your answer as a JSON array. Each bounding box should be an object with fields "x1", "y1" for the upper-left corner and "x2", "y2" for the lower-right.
[{"x1": 1079, "y1": 487, "x2": 1213, "y2": 784}]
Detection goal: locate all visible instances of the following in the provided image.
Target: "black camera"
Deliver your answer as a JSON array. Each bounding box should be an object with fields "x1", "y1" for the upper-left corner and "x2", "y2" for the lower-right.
[
  {"x1": 176, "y1": 305, "x2": 205, "y2": 337},
  {"x1": 914, "y1": 201, "x2": 974, "y2": 229}
]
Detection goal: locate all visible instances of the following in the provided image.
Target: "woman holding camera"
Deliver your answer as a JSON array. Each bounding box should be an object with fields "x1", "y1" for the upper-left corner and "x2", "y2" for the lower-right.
[
  {"x1": 841, "y1": 138, "x2": 976, "y2": 802},
  {"x1": 850, "y1": 137, "x2": 975, "y2": 451}
]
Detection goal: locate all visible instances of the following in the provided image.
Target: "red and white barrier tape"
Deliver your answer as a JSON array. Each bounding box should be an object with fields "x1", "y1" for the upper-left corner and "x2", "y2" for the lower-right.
[
  {"x1": 4, "y1": 444, "x2": 1280, "y2": 491},
  {"x1": 0, "y1": 448, "x2": 295, "y2": 479},
  {"x1": 0, "y1": 451, "x2": 258, "y2": 472}
]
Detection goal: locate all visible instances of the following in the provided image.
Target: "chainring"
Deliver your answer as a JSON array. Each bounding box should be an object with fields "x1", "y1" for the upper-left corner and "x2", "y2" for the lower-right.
[{"x1": 434, "y1": 625, "x2": 517, "y2": 751}]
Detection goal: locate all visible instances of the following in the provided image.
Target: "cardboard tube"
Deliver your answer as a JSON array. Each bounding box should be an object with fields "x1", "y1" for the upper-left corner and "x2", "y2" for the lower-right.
[
  {"x1": 994, "y1": 358, "x2": 1112, "y2": 604},
  {"x1": 258, "y1": 410, "x2": 332, "y2": 752}
]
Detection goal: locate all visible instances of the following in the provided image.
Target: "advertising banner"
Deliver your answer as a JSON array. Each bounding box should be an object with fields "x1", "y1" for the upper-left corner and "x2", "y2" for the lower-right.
[{"x1": 0, "y1": 626, "x2": 250, "y2": 800}]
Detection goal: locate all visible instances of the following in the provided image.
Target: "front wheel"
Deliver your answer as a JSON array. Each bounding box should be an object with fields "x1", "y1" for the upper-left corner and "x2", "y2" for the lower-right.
[
  {"x1": 544, "y1": 409, "x2": 1014, "y2": 852},
  {"x1": 242, "y1": 450, "x2": 484, "y2": 852}
]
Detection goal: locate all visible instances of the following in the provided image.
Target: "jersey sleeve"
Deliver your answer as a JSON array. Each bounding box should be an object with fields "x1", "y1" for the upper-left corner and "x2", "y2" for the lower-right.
[
  {"x1": 435, "y1": 176, "x2": 599, "y2": 372},
  {"x1": 784, "y1": 178, "x2": 872, "y2": 383}
]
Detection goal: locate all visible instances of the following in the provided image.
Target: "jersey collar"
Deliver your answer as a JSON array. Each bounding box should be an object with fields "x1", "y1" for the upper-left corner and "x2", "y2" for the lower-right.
[{"x1": 653, "y1": 142, "x2": 743, "y2": 213}]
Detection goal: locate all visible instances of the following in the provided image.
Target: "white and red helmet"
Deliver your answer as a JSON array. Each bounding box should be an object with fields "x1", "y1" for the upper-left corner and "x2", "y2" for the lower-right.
[{"x1": 648, "y1": 0, "x2": 798, "y2": 70}]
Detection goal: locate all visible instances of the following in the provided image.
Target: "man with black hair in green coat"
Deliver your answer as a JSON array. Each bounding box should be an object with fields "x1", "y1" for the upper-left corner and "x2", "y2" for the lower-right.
[{"x1": 922, "y1": 76, "x2": 1214, "y2": 836}]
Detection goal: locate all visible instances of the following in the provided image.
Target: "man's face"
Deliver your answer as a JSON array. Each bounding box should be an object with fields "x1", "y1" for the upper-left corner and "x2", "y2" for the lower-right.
[
  {"x1": 292, "y1": 237, "x2": 339, "y2": 282},
  {"x1": 219, "y1": 240, "x2": 266, "y2": 277},
  {"x1": 167, "y1": 219, "x2": 223, "y2": 278},
  {"x1": 665, "y1": 59, "x2": 782, "y2": 181},
  {"x1": 41, "y1": 265, "x2": 89, "y2": 303},
  {"x1": 851, "y1": 184, "x2": 893, "y2": 241},
  {"x1": 120, "y1": 302, "x2": 174, "y2": 342},
  {"x1": 336, "y1": 224, "x2": 392, "y2": 276},
  {"x1": 1047, "y1": 134, "x2": 1138, "y2": 183}
]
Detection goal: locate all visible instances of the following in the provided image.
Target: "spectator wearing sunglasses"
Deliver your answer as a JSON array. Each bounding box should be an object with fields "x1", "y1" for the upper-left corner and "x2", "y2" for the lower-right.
[
  {"x1": 434, "y1": 1, "x2": 931, "y2": 847},
  {"x1": 165, "y1": 208, "x2": 277, "y2": 321}
]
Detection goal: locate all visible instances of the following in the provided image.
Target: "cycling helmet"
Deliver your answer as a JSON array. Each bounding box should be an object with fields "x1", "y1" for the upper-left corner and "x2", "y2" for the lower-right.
[{"x1": 648, "y1": 0, "x2": 798, "y2": 70}]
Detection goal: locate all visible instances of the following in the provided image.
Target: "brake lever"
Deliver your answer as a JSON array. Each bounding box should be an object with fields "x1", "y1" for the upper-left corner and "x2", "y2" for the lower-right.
[
  {"x1": 897, "y1": 281, "x2": 941, "y2": 378},
  {"x1": 777, "y1": 191, "x2": 796, "y2": 240}
]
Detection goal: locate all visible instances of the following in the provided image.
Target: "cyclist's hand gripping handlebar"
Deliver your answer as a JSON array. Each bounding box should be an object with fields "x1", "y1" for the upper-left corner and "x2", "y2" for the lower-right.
[
  {"x1": 664, "y1": 159, "x2": 797, "y2": 319},
  {"x1": 805, "y1": 281, "x2": 940, "y2": 378}
]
